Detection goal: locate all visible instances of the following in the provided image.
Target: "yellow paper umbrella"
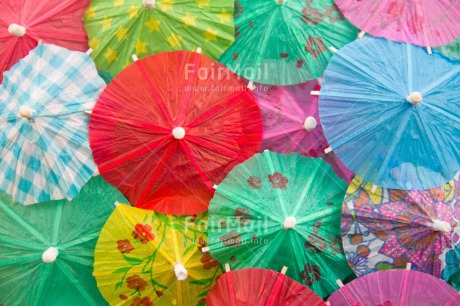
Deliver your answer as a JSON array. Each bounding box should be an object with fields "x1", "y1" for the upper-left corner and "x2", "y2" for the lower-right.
[{"x1": 94, "y1": 203, "x2": 222, "y2": 305}]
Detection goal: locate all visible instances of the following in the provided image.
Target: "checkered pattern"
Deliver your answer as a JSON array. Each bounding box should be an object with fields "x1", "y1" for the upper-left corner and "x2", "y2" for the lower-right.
[{"x1": 0, "y1": 44, "x2": 105, "y2": 204}]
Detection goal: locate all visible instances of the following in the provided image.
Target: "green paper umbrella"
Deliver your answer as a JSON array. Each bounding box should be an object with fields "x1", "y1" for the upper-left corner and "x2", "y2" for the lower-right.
[
  {"x1": 435, "y1": 36, "x2": 460, "y2": 60},
  {"x1": 206, "y1": 151, "x2": 355, "y2": 298},
  {"x1": 218, "y1": 0, "x2": 358, "y2": 85},
  {"x1": 0, "y1": 175, "x2": 128, "y2": 305},
  {"x1": 84, "y1": 0, "x2": 235, "y2": 76}
]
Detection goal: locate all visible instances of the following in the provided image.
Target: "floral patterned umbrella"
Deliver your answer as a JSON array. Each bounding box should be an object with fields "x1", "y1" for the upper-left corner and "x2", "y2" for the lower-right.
[
  {"x1": 342, "y1": 175, "x2": 460, "y2": 281},
  {"x1": 218, "y1": 0, "x2": 358, "y2": 85},
  {"x1": 206, "y1": 151, "x2": 355, "y2": 298},
  {"x1": 93, "y1": 203, "x2": 222, "y2": 306}
]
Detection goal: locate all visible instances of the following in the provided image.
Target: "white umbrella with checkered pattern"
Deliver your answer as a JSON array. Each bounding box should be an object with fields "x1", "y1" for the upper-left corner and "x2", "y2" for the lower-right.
[{"x1": 0, "y1": 43, "x2": 104, "y2": 204}]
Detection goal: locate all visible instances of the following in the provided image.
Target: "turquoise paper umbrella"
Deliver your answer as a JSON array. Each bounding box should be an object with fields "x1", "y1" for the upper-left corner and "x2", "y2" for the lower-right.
[
  {"x1": 205, "y1": 151, "x2": 355, "y2": 298},
  {"x1": 0, "y1": 176, "x2": 128, "y2": 305},
  {"x1": 219, "y1": 0, "x2": 358, "y2": 85}
]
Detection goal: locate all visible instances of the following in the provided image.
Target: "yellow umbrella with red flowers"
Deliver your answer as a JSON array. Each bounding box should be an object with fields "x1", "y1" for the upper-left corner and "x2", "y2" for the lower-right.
[{"x1": 93, "y1": 203, "x2": 222, "y2": 306}]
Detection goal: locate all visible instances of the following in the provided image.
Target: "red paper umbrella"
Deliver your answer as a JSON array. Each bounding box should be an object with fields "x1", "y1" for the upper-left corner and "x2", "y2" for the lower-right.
[
  {"x1": 206, "y1": 267, "x2": 326, "y2": 306},
  {"x1": 89, "y1": 51, "x2": 262, "y2": 215},
  {"x1": 0, "y1": 0, "x2": 89, "y2": 83}
]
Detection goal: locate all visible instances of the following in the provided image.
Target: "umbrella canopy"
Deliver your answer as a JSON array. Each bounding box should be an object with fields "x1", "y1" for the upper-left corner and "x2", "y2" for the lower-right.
[
  {"x1": 327, "y1": 269, "x2": 460, "y2": 306},
  {"x1": 435, "y1": 36, "x2": 460, "y2": 60},
  {"x1": 84, "y1": 0, "x2": 234, "y2": 76},
  {"x1": 206, "y1": 151, "x2": 355, "y2": 298},
  {"x1": 342, "y1": 175, "x2": 459, "y2": 280},
  {"x1": 335, "y1": 0, "x2": 460, "y2": 47},
  {"x1": 0, "y1": 0, "x2": 89, "y2": 83},
  {"x1": 218, "y1": 0, "x2": 358, "y2": 85},
  {"x1": 319, "y1": 36, "x2": 460, "y2": 190},
  {"x1": 206, "y1": 267, "x2": 326, "y2": 306},
  {"x1": 254, "y1": 81, "x2": 353, "y2": 183},
  {"x1": 94, "y1": 203, "x2": 222, "y2": 306},
  {"x1": 98, "y1": 70, "x2": 114, "y2": 84},
  {"x1": 89, "y1": 51, "x2": 262, "y2": 215},
  {"x1": 0, "y1": 175, "x2": 127, "y2": 305},
  {"x1": 0, "y1": 44, "x2": 103, "y2": 204}
]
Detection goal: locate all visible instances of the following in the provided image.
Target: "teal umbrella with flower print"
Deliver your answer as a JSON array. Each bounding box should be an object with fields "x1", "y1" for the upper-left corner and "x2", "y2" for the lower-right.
[
  {"x1": 0, "y1": 175, "x2": 128, "y2": 305},
  {"x1": 205, "y1": 151, "x2": 355, "y2": 298},
  {"x1": 94, "y1": 203, "x2": 222, "y2": 306},
  {"x1": 218, "y1": 0, "x2": 358, "y2": 85}
]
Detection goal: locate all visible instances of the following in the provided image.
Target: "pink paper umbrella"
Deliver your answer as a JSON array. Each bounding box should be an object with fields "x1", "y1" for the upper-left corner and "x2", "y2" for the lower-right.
[
  {"x1": 334, "y1": 0, "x2": 460, "y2": 47},
  {"x1": 0, "y1": 0, "x2": 89, "y2": 83},
  {"x1": 254, "y1": 81, "x2": 353, "y2": 183},
  {"x1": 327, "y1": 269, "x2": 460, "y2": 306}
]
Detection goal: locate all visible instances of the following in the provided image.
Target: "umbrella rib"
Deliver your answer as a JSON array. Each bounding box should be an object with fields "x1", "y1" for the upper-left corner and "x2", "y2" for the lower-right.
[
  {"x1": 291, "y1": 160, "x2": 323, "y2": 217},
  {"x1": 372, "y1": 110, "x2": 412, "y2": 185},
  {"x1": 91, "y1": 105, "x2": 171, "y2": 134},
  {"x1": 175, "y1": 52, "x2": 202, "y2": 125},
  {"x1": 32, "y1": 264, "x2": 52, "y2": 306},
  {"x1": 179, "y1": 141, "x2": 214, "y2": 192},
  {"x1": 0, "y1": 254, "x2": 40, "y2": 267},
  {"x1": 413, "y1": 109, "x2": 453, "y2": 181},
  {"x1": 262, "y1": 124, "x2": 305, "y2": 139},
  {"x1": 55, "y1": 260, "x2": 98, "y2": 305},
  {"x1": 257, "y1": 98, "x2": 304, "y2": 124},
  {"x1": 0, "y1": 203, "x2": 47, "y2": 243},
  {"x1": 135, "y1": 141, "x2": 178, "y2": 206},
  {"x1": 262, "y1": 151, "x2": 287, "y2": 215},
  {"x1": 58, "y1": 232, "x2": 100, "y2": 250},
  {"x1": 186, "y1": 91, "x2": 248, "y2": 129},
  {"x1": 98, "y1": 137, "x2": 169, "y2": 173},
  {"x1": 329, "y1": 105, "x2": 403, "y2": 149},
  {"x1": 0, "y1": 236, "x2": 42, "y2": 250},
  {"x1": 184, "y1": 135, "x2": 239, "y2": 159},
  {"x1": 135, "y1": 60, "x2": 174, "y2": 127}
]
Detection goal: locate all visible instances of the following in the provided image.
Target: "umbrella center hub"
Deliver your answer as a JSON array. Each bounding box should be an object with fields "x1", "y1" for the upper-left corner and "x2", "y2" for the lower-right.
[
  {"x1": 18, "y1": 105, "x2": 35, "y2": 120},
  {"x1": 143, "y1": 0, "x2": 156, "y2": 9},
  {"x1": 8, "y1": 24, "x2": 26, "y2": 37},
  {"x1": 172, "y1": 127, "x2": 186, "y2": 140},
  {"x1": 275, "y1": 0, "x2": 287, "y2": 5},
  {"x1": 173, "y1": 262, "x2": 188, "y2": 281},
  {"x1": 430, "y1": 219, "x2": 451, "y2": 233},
  {"x1": 303, "y1": 116, "x2": 317, "y2": 132},
  {"x1": 283, "y1": 216, "x2": 296, "y2": 230},
  {"x1": 407, "y1": 92, "x2": 423, "y2": 105},
  {"x1": 42, "y1": 247, "x2": 59, "y2": 263}
]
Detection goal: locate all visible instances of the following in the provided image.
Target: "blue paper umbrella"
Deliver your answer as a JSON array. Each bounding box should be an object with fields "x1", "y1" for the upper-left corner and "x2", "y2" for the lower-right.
[
  {"x1": 0, "y1": 44, "x2": 105, "y2": 204},
  {"x1": 319, "y1": 37, "x2": 460, "y2": 190}
]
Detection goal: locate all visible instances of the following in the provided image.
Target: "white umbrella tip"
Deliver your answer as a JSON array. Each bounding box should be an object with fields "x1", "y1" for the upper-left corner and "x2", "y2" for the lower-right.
[
  {"x1": 42, "y1": 247, "x2": 59, "y2": 263},
  {"x1": 172, "y1": 127, "x2": 186, "y2": 140},
  {"x1": 173, "y1": 263, "x2": 188, "y2": 281},
  {"x1": 143, "y1": 0, "x2": 155, "y2": 8},
  {"x1": 8, "y1": 24, "x2": 26, "y2": 37},
  {"x1": 407, "y1": 92, "x2": 423, "y2": 105},
  {"x1": 18, "y1": 105, "x2": 34, "y2": 119},
  {"x1": 430, "y1": 219, "x2": 452, "y2": 233},
  {"x1": 303, "y1": 116, "x2": 317, "y2": 132},
  {"x1": 283, "y1": 216, "x2": 296, "y2": 230}
]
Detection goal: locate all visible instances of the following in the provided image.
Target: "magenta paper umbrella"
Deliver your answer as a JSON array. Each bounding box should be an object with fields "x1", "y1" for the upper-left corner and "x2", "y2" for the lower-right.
[
  {"x1": 334, "y1": 0, "x2": 460, "y2": 48},
  {"x1": 327, "y1": 269, "x2": 460, "y2": 306},
  {"x1": 254, "y1": 81, "x2": 353, "y2": 183}
]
